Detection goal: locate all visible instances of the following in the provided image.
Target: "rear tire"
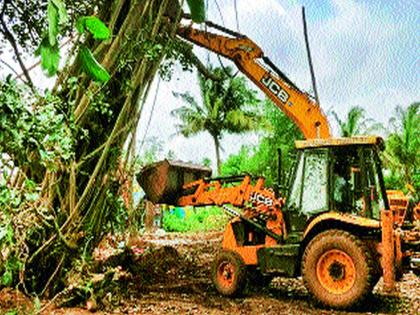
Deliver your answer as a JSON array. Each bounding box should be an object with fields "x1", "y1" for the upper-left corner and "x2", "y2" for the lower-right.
[
  {"x1": 211, "y1": 250, "x2": 247, "y2": 296},
  {"x1": 302, "y1": 229, "x2": 376, "y2": 309}
]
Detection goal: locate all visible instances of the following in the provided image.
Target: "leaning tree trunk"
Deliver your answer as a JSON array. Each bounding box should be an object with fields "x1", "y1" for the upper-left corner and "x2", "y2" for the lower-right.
[
  {"x1": 18, "y1": 0, "x2": 183, "y2": 295},
  {"x1": 213, "y1": 135, "x2": 222, "y2": 176}
]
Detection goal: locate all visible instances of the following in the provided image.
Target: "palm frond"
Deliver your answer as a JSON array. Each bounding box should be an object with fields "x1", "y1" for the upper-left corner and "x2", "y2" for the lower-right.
[
  {"x1": 384, "y1": 102, "x2": 419, "y2": 184},
  {"x1": 172, "y1": 91, "x2": 203, "y2": 114},
  {"x1": 330, "y1": 110, "x2": 346, "y2": 136},
  {"x1": 171, "y1": 106, "x2": 206, "y2": 137},
  {"x1": 171, "y1": 65, "x2": 263, "y2": 172},
  {"x1": 224, "y1": 109, "x2": 261, "y2": 133}
]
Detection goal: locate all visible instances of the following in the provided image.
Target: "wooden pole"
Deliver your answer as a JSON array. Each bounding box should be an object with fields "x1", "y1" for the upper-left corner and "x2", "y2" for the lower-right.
[{"x1": 302, "y1": 7, "x2": 320, "y2": 106}]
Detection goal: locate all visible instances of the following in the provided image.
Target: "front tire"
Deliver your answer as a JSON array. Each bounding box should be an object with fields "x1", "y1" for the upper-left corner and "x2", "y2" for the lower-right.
[
  {"x1": 302, "y1": 229, "x2": 376, "y2": 309},
  {"x1": 211, "y1": 250, "x2": 247, "y2": 296}
]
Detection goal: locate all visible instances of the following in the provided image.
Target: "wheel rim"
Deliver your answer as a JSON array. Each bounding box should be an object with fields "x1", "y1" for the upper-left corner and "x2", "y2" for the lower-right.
[
  {"x1": 217, "y1": 261, "x2": 236, "y2": 289},
  {"x1": 316, "y1": 249, "x2": 356, "y2": 294}
]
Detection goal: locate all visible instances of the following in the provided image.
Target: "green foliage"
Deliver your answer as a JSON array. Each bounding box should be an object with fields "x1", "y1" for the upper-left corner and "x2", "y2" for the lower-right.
[
  {"x1": 172, "y1": 66, "x2": 262, "y2": 137},
  {"x1": 383, "y1": 170, "x2": 404, "y2": 190},
  {"x1": 414, "y1": 172, "x2": 420, "y2": 195},
  {"x1": 186, "y1": 0, "x2": 206, "y2": 23},
  {"x1": 222, "y1": 145, "x2": 255, "y2": 175},
  {"x1": 36, "y1": 1, "x2": 111, "y2": 80},
  {"x1": 35, "y1": 37, "x2": 60, "y2": 77},
  {"x1": 76, "y1": 16, "x2": 111, "y2": 40},
  {"x1": 163, "y1": 206, "x2": 228, "y2": 232},
  {"x1": 106, "y1": 193, "x2": 128, "y2": 233},
  {"x1": 0, "y1": 79, "x2": 74, "y2": 171},
  {"x1": 79, "y1": 45, "x2": 111, "y2": 82},
  {"x1": 88, "y1": 86, "x2": 113, "y2": 119},
  {"x1": 0, "y1": 1, "x2": 89, "y2": 60},
  {"x1": 159, "y1": 39, "x2": 195, "y2": 81},
  {"x1": 0, "y1": 2, "x2": 46, "y2": 54},
  {"x1": 383, "y1": 102, "x2": 420, "y2": 194},
  {"x1": 222, "y1": 99, "x2": 302, "y2": 187},
  {"x1": 35, "y1": 0, "x2": 69, "y2": 76},
  {"x1": 51, "y1": 0, "x2": 69, "y2": 25},
  {"x1": 47, "y1": 0, "x2": 69, "y2": 46},
  {"x1": 0, "y1": 0, "x2": 189, "y2": 296},
  {"x1": 0, "y1": 181, "x2": 28, "y2": 288},
  {"x1": 138, "y1": 137, "x2": 164, "y2": 165},
  {"x1": 172, "y1": 66, "x2": 263, "y2": 173},
  {"x1": 47, "y1": 1, "x2": 60, "y2": 46},
  {"x1": 33, "y1": 296, "x2": 42, "y2": 314},
  {"x1": 331, "y1": 106, "x2": 381, "y2": 137},
  {"x1": 201, "y1": 157, "x2": 211, "y2": 167},
  {"x1": 1, "y1": 255, "x2": 22, "y2": 286}
]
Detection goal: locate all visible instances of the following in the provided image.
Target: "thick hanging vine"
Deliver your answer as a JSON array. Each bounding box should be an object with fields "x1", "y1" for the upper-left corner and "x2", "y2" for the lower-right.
[{"x1": 0, "y1": 0, "x2": 207, "y2": 296}]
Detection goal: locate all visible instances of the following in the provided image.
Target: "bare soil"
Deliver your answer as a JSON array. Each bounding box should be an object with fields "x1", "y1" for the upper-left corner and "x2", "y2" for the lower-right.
[{"x1": 1, "y1": 232, "x2": 419, "y2": 315}]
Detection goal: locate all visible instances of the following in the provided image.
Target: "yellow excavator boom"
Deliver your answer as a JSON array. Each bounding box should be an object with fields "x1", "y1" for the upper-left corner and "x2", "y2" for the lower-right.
[{"x1": 177, "y1": 20, "x2": 331, "y2": 139}]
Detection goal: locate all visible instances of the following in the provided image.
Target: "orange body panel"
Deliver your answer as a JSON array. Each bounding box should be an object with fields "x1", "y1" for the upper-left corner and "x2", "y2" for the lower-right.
[
  {"x1": 178, "y1": 176, "x2": 264, "y2": 207},
  {"x1": 221, "y1": 220, "x2": 264, "y2": 265},
  {"x1": 177, "y1": 26, "x2": 331, "y2": 140},
  {"x1": 177, "y1": 175, "x2": 286, "y2": 238},
  {"x1": 303, "y1": 212, "x2": 380, "y2": 238}
]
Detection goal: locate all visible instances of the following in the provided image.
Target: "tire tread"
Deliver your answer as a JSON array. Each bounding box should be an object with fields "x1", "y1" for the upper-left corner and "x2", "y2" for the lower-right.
[{"x1": 302, "y1": 229, "x2": 376, "y2": 309}]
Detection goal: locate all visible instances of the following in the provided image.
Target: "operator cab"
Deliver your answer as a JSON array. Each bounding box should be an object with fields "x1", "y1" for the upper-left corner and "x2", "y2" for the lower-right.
[{"x1": 284, "y1": 136, "x2": 388, "y2": 233}]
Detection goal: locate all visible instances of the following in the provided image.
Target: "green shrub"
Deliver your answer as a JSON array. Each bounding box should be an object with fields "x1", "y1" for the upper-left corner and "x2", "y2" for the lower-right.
[{"x1": 162, "y1": 206, "x2": 228, "y2": 232}]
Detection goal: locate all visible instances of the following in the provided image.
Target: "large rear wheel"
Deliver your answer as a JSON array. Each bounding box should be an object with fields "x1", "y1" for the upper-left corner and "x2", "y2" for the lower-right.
[
  {"x1": 211, "y1": 250, "x2": 247, "y2": 296},
  {"x1": 302, "y1": 229, "x2": 376, "y2": 309}
]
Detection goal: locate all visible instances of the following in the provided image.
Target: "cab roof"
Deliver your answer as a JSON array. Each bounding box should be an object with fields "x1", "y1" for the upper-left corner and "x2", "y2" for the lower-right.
[{"x1": 295, "y1": 136, "x2": 384, "y2": 150}]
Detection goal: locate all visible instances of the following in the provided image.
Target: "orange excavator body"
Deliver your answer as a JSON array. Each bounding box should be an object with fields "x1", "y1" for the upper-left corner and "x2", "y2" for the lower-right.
[
  {"x1": 138, "y1": 14, "x2": 420, "y2": 308},
  {"x1": 177, "y1": 175, "x2": 286, "y2": 264}
]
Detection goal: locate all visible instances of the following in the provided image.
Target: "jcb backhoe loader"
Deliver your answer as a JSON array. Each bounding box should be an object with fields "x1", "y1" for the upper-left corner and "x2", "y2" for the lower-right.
[{"x1": 139, "y1": 15, "x2": 420, "y2": 309}]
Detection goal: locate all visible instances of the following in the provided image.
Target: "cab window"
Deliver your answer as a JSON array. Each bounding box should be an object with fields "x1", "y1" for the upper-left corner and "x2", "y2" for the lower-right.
[
  {"x1": 287, "y1": 150, "x2": 329, "y2": 216},
  {"x1": 287, "y1": 152, "x2": 304, "y2": 210},
  {"x1": 301, "y1": 150, "x2": 328, "y2": 215}
]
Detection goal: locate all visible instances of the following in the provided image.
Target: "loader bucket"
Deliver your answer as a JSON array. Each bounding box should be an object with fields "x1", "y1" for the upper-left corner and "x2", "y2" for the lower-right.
[{"x1": 137, "y1": 159, "x2": 212, "y2": 204}]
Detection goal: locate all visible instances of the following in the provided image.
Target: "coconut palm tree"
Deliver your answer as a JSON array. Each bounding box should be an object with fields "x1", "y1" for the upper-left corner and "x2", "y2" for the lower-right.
[
  {"x1": 384, "y1": 103, "x2": 419, "y2": 187},
  {"x1": 331, "y1": 106, "x2": 379, "y2": 137},
  {"x1": 171, "y1": 66, "x2": 262, "y2": 174}
]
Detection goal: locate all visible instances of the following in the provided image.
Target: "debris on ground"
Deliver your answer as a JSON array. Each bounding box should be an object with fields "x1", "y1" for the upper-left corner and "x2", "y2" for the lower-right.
[{"x1": 0, "y1": 232, "x2": 418, "y2": 314}]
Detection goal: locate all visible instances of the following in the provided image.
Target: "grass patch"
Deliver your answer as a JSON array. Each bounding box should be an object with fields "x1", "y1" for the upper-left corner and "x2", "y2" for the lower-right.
[{"x1": 163, "y1": 206, "x2": 228, "y2": 232}]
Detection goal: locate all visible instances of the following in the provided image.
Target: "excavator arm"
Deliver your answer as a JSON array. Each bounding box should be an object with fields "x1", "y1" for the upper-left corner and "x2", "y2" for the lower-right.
[{"x1": 177, "y1": 19, "x2": 331, "y2": 139}]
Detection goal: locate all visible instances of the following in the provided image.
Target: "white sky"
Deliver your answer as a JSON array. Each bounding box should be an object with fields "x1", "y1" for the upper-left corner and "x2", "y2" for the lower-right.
[{"x1": 1, "y1": 0, "x2": 419, "y2": 171}]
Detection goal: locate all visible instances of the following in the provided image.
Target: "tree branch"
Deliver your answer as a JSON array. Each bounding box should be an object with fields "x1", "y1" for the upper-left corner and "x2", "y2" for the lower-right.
[
  {"x1": 181, "y1": 43, "x2": 221, "y2": 81},
  {"x1": 0, "y1": 58, "x2": 22, "y2": 77},
  {"x1": 0, "y1": 0, "x2": 34, "y2": 91}
]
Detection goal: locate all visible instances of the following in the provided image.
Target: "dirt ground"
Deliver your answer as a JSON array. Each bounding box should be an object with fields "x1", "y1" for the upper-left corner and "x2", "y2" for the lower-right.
[{"x1": 1, "y1": 231, "x2": 419, "y2": 315}]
